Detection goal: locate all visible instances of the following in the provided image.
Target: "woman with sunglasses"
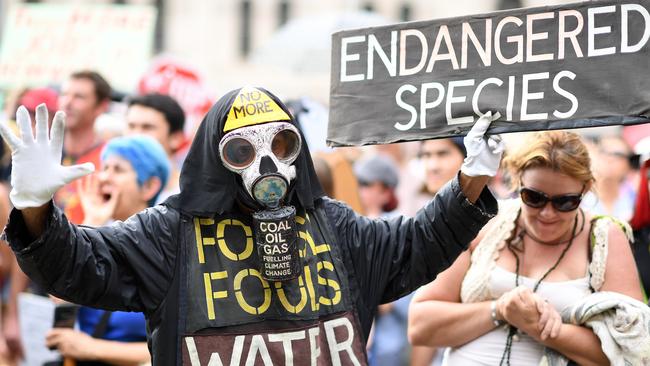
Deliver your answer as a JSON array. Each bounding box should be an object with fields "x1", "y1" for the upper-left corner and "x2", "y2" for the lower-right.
[{"x1": 408, "y1": 131, "x2": 644, "y2": 365}]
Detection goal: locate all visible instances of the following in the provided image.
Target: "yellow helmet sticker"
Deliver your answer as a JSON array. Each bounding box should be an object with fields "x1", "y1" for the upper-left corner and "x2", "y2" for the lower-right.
[{"x1": 223, "y1": 87, "x2": 291, "y2": 132}]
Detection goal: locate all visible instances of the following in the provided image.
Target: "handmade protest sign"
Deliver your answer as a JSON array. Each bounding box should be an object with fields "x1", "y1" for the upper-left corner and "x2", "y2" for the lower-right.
[
  {"x1": 0, "y1": 4, "x2": 156, "y2": 92},
  {"x1": 328, "y1": 0, "x2": 650, "y2": 146}
]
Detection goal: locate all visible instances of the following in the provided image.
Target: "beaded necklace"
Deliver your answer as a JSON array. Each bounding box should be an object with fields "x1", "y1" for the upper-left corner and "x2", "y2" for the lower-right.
[{"x1": 498, "y1": 209, "x2": 581, "y2": 366}]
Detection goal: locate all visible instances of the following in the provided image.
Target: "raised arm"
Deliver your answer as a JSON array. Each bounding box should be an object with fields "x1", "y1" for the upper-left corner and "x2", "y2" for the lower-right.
[
  {"x1": 368, "y1": 111, "x2": 504, "y2": 302},
  {"x1": 0, "y1": 105, "x2": 178, "y2": 313},
  {"x1": 458, "y1": 111, "x2": 504, "y2": 204},
  {"x1": 324, "y1": 112, "x2": 503, "y2": 335},
  {"x1": 20, "y1": 205, "x2": 49, "y2": 240}
]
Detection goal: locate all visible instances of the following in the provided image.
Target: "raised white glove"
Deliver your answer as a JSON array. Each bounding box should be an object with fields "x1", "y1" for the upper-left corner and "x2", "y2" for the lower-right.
[
  {"x1": 460, "y1": 111, "x2": 505, "y2": 177},
  {"x1": 0, "y1": 104, "x2": 94, "y2": 209}
]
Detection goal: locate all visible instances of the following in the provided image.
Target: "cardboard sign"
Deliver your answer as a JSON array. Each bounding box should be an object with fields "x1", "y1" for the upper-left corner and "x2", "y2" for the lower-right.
[
  {"x1": 329, "y1": 0, "x2": 650, "y2": 146},
  {"x1": 0, "y1": 4, "x2": 157, "y2": 91}
]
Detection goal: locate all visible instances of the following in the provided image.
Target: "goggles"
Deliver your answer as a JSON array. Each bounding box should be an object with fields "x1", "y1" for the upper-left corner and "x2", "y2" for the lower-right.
[
  {"x1": 519, "y1": 186, "x2": 584, "y2": 212},
  {"x1": 219, "y1": 122, "x2": 302, "y2": 172}
]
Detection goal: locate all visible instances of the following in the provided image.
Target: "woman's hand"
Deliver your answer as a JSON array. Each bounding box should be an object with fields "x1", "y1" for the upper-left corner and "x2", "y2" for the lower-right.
[
  {"x1": 496, "y1": 286, "x2": 563, "y2": 341},
  {"x1": 535, "y1": 296, "x2": 562, "y2": 341},
  {"x1": 45, "y1": 328, "x2": 98, "y2": 361},
  {"x1": 496, "y1": 286, "x2": 542, "y2": 336},
  {"x1": 3, "y1": 313, "x2": 23, "y2": 361},
  {"x1": 46, "y1": 328, "x2": 151, "y2": 365}
]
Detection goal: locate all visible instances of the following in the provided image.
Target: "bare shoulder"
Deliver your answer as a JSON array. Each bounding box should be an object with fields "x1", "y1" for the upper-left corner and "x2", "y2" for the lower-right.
[
  {"x1": 607, "y1": 221, "x2": 631, "y2": 245},
  {"x1": 597, "y1": 215, "x2": 643, "y2": 300}
]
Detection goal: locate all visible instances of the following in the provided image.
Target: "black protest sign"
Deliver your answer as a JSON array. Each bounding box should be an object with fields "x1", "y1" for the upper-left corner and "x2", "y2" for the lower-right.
[{"x1": 328, "y1": 0, "x2": 650, "y2": 146}]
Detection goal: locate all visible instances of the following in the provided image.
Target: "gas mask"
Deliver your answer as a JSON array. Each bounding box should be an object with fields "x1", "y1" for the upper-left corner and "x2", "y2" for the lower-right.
[{"x1": 219, "y1": 121, "x2": 302, "y2": 281}]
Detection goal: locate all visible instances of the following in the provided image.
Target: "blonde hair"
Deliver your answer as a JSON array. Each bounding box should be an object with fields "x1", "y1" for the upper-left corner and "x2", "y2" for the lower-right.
[{"x1": 503, "y1": 131, "x2": 594, "y2": 189}]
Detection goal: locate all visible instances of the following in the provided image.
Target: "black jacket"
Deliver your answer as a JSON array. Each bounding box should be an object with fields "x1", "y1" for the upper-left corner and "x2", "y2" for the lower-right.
[{"x1": 6, "y1": 175, "x2": 496, "y2": 365}]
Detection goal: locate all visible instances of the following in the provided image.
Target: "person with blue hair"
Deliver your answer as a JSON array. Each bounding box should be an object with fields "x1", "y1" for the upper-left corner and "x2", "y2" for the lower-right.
[
  {"x1": 44, "y1": 135, "x2": 170, "y2": 365},
  {"x1": 79, "y1": 135, "x2": 170, "y2": 226}
]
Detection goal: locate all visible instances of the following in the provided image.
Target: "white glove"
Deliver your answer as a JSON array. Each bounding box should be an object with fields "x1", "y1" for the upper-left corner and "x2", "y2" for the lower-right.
[
  {"x1": 460, "y1": 111, "x2": 505, "y2": 177},
  {"x1": 0, "y1": 104, "x2": 94, "y2": 209}
]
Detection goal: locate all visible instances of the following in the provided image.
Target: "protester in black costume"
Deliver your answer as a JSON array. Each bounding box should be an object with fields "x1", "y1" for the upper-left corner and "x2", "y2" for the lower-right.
[{"x1": 0, "y1": 88, "x2": 502, "y2": 365}]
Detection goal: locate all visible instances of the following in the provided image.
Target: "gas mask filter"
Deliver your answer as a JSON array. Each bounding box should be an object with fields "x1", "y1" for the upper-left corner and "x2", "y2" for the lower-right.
[{"x1": 219, "y1": 122, "x2": 302, "y2": 281}]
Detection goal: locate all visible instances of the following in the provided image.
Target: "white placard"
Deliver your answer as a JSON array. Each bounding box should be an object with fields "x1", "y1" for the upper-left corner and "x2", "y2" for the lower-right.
[{"x1": 17, "y1": 293, "x2": 59, "y2": 366}]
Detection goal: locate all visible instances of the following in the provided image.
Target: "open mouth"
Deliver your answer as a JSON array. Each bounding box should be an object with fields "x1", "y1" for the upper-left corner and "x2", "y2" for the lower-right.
[{"x1": 99, "y1": 183, "x2": 115, "y2": 203}]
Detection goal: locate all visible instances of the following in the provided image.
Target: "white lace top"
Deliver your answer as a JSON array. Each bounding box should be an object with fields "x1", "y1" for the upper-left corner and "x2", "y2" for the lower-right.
[
  {"x1": 445, "y1": 199, "x2": 632, "y2": 366},
  {"x1": 460, "y1": 199, "x2": 612, "y2": 304},
  {"x1": 447, "y1": 266, "x2": 592, "y2": 365}
]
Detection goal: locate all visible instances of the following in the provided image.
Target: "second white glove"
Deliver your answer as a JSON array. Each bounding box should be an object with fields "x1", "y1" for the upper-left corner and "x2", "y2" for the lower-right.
[
  {"x1": 0, "y1": 104, "x2": 94, "y2": 209},
  {"x1": 460, "y1": 111, "x2": 505, "y2": 177}
]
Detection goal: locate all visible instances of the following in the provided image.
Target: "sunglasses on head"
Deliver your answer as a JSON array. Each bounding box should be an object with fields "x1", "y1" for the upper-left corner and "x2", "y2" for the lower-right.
[{"x1": 519, "y1": 186, "x2": 584, "y2": 212}]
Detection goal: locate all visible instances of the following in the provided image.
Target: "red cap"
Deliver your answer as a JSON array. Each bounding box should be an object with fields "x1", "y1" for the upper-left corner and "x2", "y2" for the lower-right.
[{"x1": 19, "y1": 88, "x2": 58, "y2": 112}]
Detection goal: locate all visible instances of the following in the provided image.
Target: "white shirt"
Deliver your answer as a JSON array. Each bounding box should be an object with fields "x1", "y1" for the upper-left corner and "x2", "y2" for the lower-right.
[{"x1": 445, "y1": 266, "x2": 592, "y2": 366}]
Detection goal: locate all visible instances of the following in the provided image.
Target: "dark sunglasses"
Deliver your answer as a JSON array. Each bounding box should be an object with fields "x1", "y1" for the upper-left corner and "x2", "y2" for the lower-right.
[{"x1": 519, "y1": 187, "x2": 584, "y2": 212}]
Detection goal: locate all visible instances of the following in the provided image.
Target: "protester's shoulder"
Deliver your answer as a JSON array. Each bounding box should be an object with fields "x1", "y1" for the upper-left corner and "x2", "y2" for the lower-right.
[
  {"x1": 318, "y1": 196, "x2": 358, "y2": 222},
  {"x1": 319, "y1": 196, "x2": 353, "y2": 212},
  {"x1": 144, "y1": 203, "x2": 179, "y2": 216},
  {"x1": 128, "y1": 204, "x2": 182, "y2": 228}
]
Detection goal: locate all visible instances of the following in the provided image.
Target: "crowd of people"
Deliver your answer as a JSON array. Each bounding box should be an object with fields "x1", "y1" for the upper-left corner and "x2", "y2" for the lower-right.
[
  {"x1": 0, "y1": 71, "x2": 186, "y2": 365},
  {"x1": 0, "y1": 68, "x2": 647, "y2": 366}
]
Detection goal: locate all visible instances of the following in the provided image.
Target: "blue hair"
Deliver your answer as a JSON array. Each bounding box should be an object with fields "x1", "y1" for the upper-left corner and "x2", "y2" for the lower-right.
[{"x1": 101, "y1": 135, "x2": 170, "y2": 206}]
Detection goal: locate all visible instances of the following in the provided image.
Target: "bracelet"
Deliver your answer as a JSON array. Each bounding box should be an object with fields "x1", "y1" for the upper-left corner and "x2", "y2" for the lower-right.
[{"x1": 490, "y1": 300, "x2": 504, "y2": 327}]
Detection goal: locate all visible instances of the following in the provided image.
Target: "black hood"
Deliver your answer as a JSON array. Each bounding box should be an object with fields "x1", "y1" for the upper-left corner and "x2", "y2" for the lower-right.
[{"x1": 164, "y1": 87, "x2": 324, "y2": 216}]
